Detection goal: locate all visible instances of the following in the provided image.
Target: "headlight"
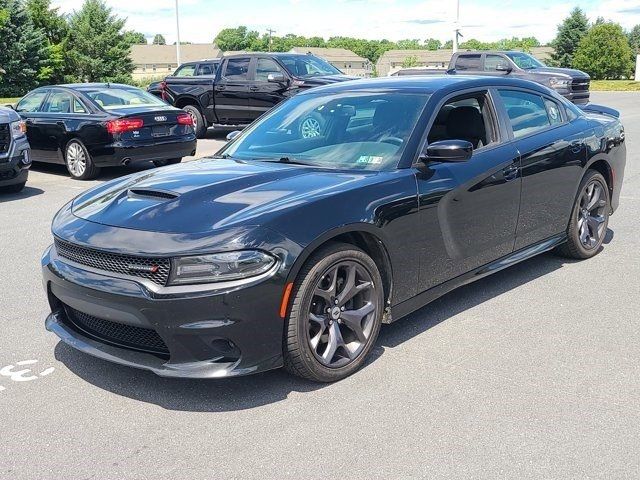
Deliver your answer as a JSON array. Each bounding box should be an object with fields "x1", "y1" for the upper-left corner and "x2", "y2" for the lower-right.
[
  {"x1": 168, "y1": 250, "x2": 276, "y2": 285},
  {"x1": 10, "y1": 120, "x2": 26, "y2": 139},
  {"x1": 549, "y1": 77, "x2": 570, "y2": 89}
]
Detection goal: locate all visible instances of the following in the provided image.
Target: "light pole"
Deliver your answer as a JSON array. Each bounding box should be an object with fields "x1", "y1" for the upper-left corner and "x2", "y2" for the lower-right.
[
  {"x1": 267, "y1": 28, "x2": 276, "y2": 52},
  {"x1": 175, "y1": 0, "x2": 182, "y2": 65},
  {"x1": 453, "y1": 0, "x2": 460, "y2": 53}
]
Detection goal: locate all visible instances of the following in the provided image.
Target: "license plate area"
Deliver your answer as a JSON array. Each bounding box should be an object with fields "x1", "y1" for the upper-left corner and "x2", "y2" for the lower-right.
[{"x1": 152, "y1": 125, "x2": 170, "y2": 137}]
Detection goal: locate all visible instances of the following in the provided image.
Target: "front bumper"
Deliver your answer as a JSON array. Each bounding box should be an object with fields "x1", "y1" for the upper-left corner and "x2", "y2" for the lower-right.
[
  {"x1": 557, "y1": 89, "x2": 590, "y2": 105},
  {"x1": 92, "y1": 135, "x2": 197, "y2": 167},
  {"x1": 0, "y1": 137, "x2": 31, "y2": 187},
  {"x1": 42, "y1": 241, "x2": 289, "y2": 378}
]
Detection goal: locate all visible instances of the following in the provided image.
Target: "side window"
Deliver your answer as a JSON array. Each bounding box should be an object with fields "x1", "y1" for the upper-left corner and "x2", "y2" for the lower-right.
[
  {"x1": 255, "y1": 58, "x2": 283, "y2": 82},
  {"x1": 16, "y1": 91, "x2": 48, "y2": 113},
  {"x1": 73, "y1": 98, "x2": 88, "y2": 114},
  {"x1": 44, "y1": 91, "x2": 73, "y2": 114},
  {"x1": 484, "y1": 54, "x2": 509, "y2": 71},
  {"x1": 224, "y1": 58, "x2": 250, "y2": 80},
  {"x1": 544, "y1": 98, "x2": 563, "y2": 125},
  {"x1": 498, "y1": 90, "x2": 551, "y2": 138},
  {"x1": 175, "y1": 64, "x2": 196, "y2": 77},
  {"x1": 197, "y1": 63, "x2": 216, "y2": 76},
  {"x1": 455, "y1": 54, "x2": 482, "y2": 71},
  {"x1": 427, "y1": 92, "x2": 495, "y2": 150}
]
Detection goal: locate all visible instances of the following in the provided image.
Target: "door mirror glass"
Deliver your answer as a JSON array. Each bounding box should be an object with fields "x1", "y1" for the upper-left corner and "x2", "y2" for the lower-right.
[
  {"x1": 422, "y1": 140, "x2": 473, "y2": 163},
  {"x1": 495, "y1": 64, "x2": 512, "y2": 73},
  {"x1": 267, "y1": 72, "x2": 286, "y2": 83},
  {"x1": 226, "y1": 130, "x2": 242, "y2": 141}
]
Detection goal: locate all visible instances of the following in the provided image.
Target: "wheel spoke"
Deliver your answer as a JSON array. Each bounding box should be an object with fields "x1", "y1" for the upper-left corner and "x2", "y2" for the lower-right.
[
  {"x1": 587, "y1": 215, "x2": 605, "y2": 242},
  {"x1": 586, "y1": 184, "x2": 601, "y2": 210},
  {"x1": 337, "y1": 265, "x2": 372, "y2": 306},
  {"x1": 579, "y1": 222, "x2": 589, "y2": 245},
  {"x1": 321, "y1": 322, "x2": 345, "y2": 364},
  {"x1": 340, "y1": 301, "x2": 375, "y2": 343},
  {"x1": 314, "y1": 267, "x2": 338, "y2": 303}
]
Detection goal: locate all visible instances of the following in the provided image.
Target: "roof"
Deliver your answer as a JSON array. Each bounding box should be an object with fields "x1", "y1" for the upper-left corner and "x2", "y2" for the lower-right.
[
  {"x1": 298, "y1": 75, "x2": 552, "y2": 96},
  {"x1": 289, "y1": 47, "x2": 368, "y2": 63},
  {"x1": 129, "y1": 44, "x2": 222, "y2": 64}
]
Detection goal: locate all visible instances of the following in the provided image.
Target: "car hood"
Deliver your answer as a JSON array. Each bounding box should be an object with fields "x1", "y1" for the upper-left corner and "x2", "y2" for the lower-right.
[
  {"x1": 71, "y1": 158, "x2": 375, "y2": 234},
  {"x1": 0, "y1": 106, "x2": 19, "y2": 122},
  {"x1": 528, "y1": 67, "x2": 590, "y2": 79},
  {"x1": 299, "y1": 74, "x2": 361, "y2": 86}
]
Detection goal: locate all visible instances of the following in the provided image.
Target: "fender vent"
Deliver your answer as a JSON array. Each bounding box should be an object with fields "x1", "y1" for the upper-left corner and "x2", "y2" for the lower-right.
[{"x1": 128, "y1": 189, "x2": 178, "y2": 200}]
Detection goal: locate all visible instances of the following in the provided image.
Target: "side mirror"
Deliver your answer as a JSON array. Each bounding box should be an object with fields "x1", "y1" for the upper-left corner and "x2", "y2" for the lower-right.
[
  {"x1": 495, "y1": 64, "x2": 512, "y2": 73},
  {"x1": 421, "y1": 140, "x2": 473, "y2": 163},
  {"x1": 226, "y1": 130, "x2": 241, "y2": 141},
  {"x1": 267, "y1": 73, "x2": 286, "y2": 84}
]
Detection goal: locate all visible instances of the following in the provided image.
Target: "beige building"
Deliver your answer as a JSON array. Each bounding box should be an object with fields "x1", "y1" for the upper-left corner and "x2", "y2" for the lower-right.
[
  {"x1": 289, "y1": 47, "x2": 372, "y2": 77},
  {"x1": 130, "y1": 44, "x2": 222, "y2": 80},
  {"x1": 376, "y1": 46, "x2": 556, "y2": 77}
]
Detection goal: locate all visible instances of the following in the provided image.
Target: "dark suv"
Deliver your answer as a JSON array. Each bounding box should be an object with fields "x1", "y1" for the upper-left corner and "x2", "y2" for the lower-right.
[{"x1": 0, "y1": 106, "x2": 31, "y2": 193}]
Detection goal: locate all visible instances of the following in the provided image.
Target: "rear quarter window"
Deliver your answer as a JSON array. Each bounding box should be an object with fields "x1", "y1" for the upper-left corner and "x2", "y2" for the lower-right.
[
  {"x1": 455, "y1": 54, "x2": 482, "y2": 71},
  {"x1": 498, "y1": 90, "x2": 552, "y2": 138}
]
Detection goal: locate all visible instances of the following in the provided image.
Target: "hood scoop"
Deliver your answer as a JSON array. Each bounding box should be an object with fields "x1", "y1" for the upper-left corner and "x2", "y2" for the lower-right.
[{"x1": 128, "y1": 188, "x2": 179, "y2": 200}]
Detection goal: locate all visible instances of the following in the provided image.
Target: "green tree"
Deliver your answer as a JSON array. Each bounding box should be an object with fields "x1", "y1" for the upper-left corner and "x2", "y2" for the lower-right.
[
  {"x1": 152, "y1": 33, "x2": 166, "y2": 45},
  {"x1": 628, "y1": 25, "x2": 640, "y2": 52},
  {"x1": 65, "y1": 0, "x2": 133, "y2": 83},
  {"x1": 124, "y1": 30, "x2": 146, "y2": 44},
  {"x1": 214, "y1": 26, "x2": 254, "y2": 51},
  {"x1": 25, "y1": 0, "x2": 68, "y2": 84},
  {"x1": 424, "y1": 38, "x2": 441, "y2": 50},
  {"x1": 0, "y1": 0, "x2": 47, "y2": 96},
  {"x1": 550, "y1": 7, "x2": 589, "y2": 67},
  {"x1": 573, "y1": 22, "x2": 634, "y2": 79},
  {"x1": 401, "y1": 55, "x2": 420, "y2": 68}
]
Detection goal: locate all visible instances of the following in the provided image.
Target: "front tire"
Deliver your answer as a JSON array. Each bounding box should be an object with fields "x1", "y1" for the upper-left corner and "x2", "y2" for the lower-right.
[
  {"x1": 65, "y1": 140, "x2": 100, "y2": 180},
  {"x1": 556, "y1": 170, "x2": 610, "y2": 259},
  {"x1": 284, "y1": 243, "x2": 384, "y2": 382},
  {"x1": 183, "y1": 105, "x2": 207, "y2": 139}
]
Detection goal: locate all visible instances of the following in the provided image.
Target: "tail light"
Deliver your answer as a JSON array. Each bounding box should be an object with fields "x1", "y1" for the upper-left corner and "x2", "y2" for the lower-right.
[
  {"x1": 106, "y1": 118, "x2": 144, "y2": 134},
  {"x1": 160, "y1": 81, "x2": 167, "y2": 101},
  {"x1": 177, "y1": 113, "x2": 193, "y2": 126}
]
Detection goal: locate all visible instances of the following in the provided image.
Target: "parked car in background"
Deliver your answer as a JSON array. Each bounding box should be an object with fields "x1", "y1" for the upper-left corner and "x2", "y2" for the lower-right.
[
  {"x1": 162, "y1": 53, "x2": 359, "y2": 138},
  {"x1": 392, "y1": 50, "x2": 591, "y2": 104},
  {"x1": 42, "y1": 76, "x2": 625, "y2": 382},
  {"x1": 15, "y1": 83, "x2": 197, "y2": 180},
  {"x1": 147, "y1": 59, "x2": 221, "y2": 98},
  {"x1": 0, "y1": 106, "x2": 31, "y2": 193}
]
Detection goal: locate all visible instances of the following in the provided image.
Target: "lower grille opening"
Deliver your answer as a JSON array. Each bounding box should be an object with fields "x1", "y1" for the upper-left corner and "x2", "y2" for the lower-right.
[{"x1": 62, "y1": 305, "x2": 170, "y2": 359}]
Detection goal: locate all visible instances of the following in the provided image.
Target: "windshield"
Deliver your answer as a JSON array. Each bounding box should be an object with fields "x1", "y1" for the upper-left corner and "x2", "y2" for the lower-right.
[
  {"x1": 83, "y1": 87, "x2": 167, "y2": 110},
  {"x1": 279, "y1": 55, "x2": 342, "y2": 77},
  {"x1": 505, "y1": 52, "x2": 545, "y2": 70},
  {"x1": 221, "y1": 91, "x2": 430, "y2": 171}
]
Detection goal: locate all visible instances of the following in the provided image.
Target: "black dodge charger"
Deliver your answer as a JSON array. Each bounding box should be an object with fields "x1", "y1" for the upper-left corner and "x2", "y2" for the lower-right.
[
  {"x1": 16, "y1": 83, "x2": 197, "y2": 180},
  {"x1": 42, "y1": 76, "x2": 626, "y2": 382}
]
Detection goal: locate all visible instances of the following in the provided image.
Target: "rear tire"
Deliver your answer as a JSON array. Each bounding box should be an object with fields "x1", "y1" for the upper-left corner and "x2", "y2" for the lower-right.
[
  {"x1": 153, "y1": 158, "x2": 182, "y2": 168},
  {"x1": 1, "y1": 182, "x2": 26, "y2": 193},
  {"x1": 283, "y1": 242, "x2": 384, "y2": 382},
  {"x1": 556, "y1": 170, "x2": 610, "y2": 259},
  {"x1": 65, "y1": 139, "x2": 100, "y2": 180},
  {"x1": 183, "y1": 105, "x2": 207, "y2": 139}
]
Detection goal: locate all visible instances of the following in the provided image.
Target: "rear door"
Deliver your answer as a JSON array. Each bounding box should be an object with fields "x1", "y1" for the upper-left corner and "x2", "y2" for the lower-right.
[
  {"x1": 248, "y1": 57, "x2": 290, "y2": 118},
  {"x1": 16, "y1": 89, "x2": 52, "y2": 162},
  {"x1": 214, "y1": 57, "x2": 252, "y2": 124},
  {"x1": 495, "y1": 89, "x2": 587, "y2": 249}
]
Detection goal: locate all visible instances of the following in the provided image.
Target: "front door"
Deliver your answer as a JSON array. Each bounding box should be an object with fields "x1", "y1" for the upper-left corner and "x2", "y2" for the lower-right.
[
  {"x1": 416, "y1": 90, "x2": 522, "y2": 292},
  {"x1": 248, "y1": 57, "x2": 289, "y2": 119},
  {"x1": 16, "y1": 89, "x2": 52, "y2": 162}
]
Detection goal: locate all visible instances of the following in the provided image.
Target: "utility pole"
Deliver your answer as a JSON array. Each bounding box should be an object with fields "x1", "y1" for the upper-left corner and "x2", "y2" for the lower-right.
[
  {"x1": 267, "y1": 28, "x2": 276, "y2": 52},
  {"x1": 453, "y1": 0, "x2": 460, "y2": 53},
  {"x1": 175, "y1": 0, "x2": 182, "y2": 65}
]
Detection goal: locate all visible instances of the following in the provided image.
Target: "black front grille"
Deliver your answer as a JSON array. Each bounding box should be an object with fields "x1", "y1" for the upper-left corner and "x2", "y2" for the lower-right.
[
  {"x1": 63, "y1": 305, "x2": 170, "y2": 357},
  {"x1": 0, "y1": 124, "x2": 10, "y2": 154},
  {"x1": 54, "y1": 238, "x2": 171, "y2": 286},
  {"x1": 571, "y1": 79, "x2": 590, "y2": 92}
]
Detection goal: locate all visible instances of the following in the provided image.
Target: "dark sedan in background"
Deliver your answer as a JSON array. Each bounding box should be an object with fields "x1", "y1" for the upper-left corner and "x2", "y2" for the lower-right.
[
  {"x1": 42, "y1": 76, "x2": 625, "y2": 383},
  {"x1": 15, "y1": 84, "x2": 197, "y2": 180}
]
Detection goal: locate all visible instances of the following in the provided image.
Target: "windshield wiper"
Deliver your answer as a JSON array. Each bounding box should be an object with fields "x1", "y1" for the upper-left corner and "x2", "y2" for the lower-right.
[{"x1": 256, "y1": 156, "x2": 317, "y2": 167}]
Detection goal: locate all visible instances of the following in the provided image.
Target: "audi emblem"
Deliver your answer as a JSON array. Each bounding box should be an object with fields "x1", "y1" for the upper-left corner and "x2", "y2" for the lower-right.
[{"x1": 154, "y1": 116, "x2": 168, "y2": 122}]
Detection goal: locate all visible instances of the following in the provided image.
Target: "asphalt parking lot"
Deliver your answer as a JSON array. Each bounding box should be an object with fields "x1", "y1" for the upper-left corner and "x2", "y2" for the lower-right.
[{"x1": 1, "y1": 92, "x2": 639, "y2": 479}]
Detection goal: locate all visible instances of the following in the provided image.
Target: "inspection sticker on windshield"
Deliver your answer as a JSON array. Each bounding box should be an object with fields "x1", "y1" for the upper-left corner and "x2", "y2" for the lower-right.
[{"x1": 357, "y1": 155, "x2": 383, "y2": 165}]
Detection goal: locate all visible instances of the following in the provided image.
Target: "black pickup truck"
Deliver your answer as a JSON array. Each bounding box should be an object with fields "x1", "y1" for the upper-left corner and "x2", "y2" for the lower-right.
[
  {"x1": 147, "y1": 59, "x2": 221, "y2": 98},
  {"x1": 161, "y1": 53, "x2": 358, "y2": 138},
  {"x1": 393, "y1": 50, "x2": 591, "y2": 104}
]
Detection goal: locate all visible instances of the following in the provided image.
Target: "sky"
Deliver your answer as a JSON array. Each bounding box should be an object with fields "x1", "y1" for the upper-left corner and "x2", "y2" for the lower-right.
[{"x1": 51, "y1": 0, "x2": 640, "y2": 45}]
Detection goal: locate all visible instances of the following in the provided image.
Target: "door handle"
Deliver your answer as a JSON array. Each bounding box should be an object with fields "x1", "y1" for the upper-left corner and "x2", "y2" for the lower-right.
[
  {"x1": 56, "y1": 121, "x2": 65, "y2": 127},
  {"x1": 249, "y1": 86, "x2": 260, "y2": 91},
  {"x1": 570, "y1": 141, "x2": 582, "y2": 154},
  {"x1": 25, "y1": 119, "x2": 34, "y2": 125},
  {"x1": 502, "y1": 164, "x2": 519, "y2": 181},
  {"x1": 215, "y1": 85, "x2": 226, "y2": 91}
]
